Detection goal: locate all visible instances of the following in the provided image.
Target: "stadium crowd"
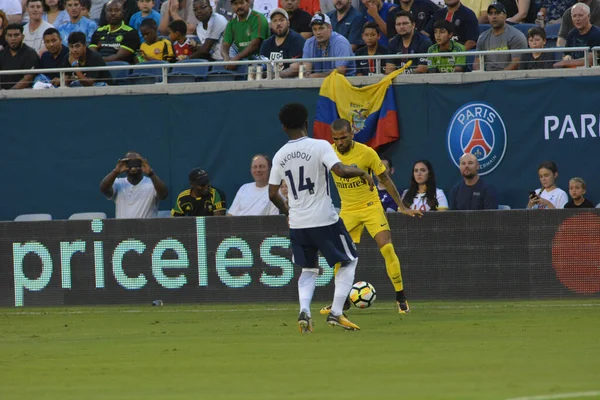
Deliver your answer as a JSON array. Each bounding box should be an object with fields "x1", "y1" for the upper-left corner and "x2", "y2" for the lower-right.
[{"x1": 1, "y1": 0, "x2": 600, "y2": 87}]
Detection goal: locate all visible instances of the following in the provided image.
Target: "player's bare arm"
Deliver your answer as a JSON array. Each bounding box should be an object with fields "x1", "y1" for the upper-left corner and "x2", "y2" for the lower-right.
[
  {"x1": 331, "y1": 163, "x2": 375, "y2": 190},
  {"x1": 269, "y1": 184, "x2": 289, "y2": 216},
  {"x1": 377, "y1": 171, "x2": 422, "y2": 217}
]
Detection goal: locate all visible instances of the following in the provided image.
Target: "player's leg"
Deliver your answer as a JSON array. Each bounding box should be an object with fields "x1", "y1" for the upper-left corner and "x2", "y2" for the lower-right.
[{"x1": 290, "y1": 228, "x2": 319, "y2": 333}]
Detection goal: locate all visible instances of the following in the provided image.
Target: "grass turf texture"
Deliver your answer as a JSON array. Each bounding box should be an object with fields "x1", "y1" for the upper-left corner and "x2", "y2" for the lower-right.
[{"x1": 1, "y1": 300, "x2": 599, "y2": 400}]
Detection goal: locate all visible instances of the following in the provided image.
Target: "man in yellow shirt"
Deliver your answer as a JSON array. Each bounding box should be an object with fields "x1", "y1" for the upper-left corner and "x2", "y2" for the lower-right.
[{"x1": 321, "y1": 118, "x2": 422, "y2": 314}]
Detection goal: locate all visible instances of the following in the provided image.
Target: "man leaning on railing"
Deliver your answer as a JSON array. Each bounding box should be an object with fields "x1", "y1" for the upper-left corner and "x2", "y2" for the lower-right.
[{"x1": 554, "y1": 2, "x2": 600, "y2": 68}]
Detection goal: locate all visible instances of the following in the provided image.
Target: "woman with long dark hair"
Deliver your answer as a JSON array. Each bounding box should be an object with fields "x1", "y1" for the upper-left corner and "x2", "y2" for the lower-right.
[{"x1": 402, "y1": 160, "x2": 448, "y2": 212}]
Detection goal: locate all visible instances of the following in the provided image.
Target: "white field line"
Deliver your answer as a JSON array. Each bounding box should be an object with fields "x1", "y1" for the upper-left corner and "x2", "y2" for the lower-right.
[{"x1": 506, "y1": 390, "x2": 600, "y2": 400}]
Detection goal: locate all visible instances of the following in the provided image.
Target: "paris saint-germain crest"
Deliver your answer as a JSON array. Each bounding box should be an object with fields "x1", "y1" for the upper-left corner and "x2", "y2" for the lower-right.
[{"x1": 446, "y1": 102, "x2": 507, "y2": 175}]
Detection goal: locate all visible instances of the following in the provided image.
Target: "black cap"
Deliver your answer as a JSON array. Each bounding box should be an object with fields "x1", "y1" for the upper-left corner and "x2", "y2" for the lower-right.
[
  {"x1": 487, "y1": 2, "x2": 507, "y2": 13},
  {"x1": 189, "y1": 168, "x2": 210, "y2": 185}
]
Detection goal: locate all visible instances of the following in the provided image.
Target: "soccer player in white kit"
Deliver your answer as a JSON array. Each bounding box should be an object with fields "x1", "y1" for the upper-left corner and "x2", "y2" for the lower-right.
[{"x1": 268, "y1": 103, "x2": 375, "y2": 333}]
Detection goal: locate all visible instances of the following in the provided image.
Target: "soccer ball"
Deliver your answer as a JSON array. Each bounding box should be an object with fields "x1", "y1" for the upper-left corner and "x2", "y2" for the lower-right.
[{"x1": 349, "y1": 281, "x2": 376, "y2": 309}]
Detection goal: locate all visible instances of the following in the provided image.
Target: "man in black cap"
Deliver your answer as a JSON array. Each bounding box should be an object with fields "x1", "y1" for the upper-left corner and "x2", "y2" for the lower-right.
[{"x1": 172, "y1": 168, "x2": 227, "y2": 216}]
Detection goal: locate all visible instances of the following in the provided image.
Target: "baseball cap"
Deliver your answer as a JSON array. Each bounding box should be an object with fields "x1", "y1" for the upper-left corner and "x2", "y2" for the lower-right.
[
  {"x1": 270, "y1": 8, "x2": 289, "y2": 19},
  {"x1": 310, "y1": 13, "x2": 331, "y2": 26},
  {"x1": 189, "y1": 168, "x2": 210, "y2": 185},
  {"x1": 487, "y1": 2, "x2": 507, "y2": 13}
]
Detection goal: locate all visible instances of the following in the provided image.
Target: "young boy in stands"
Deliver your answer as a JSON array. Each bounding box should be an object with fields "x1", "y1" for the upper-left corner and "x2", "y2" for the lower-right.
[
  {"x1": 427, "y1": 19, "x2": 465, "y2": 73},
  {"x1": 564, "y1": 177, "x2": 595, "y2": 208},
  {"x1": 518, "y1": 27, "x2": 554, "y2": 70},
  {"x1": 130, "y1": 0, "x2": 161, "y2": 42},
  {"x1": 355, "y1": 22, "x2": 389, "y2": 76},
  {"x1": 60, "y1": 31, "x2": 111, "y2": 86},
  {"x1": 139, "y1": 18, "x2": 174, "y2": 61},
  {"x1": 169, "y1": 19, "x2": 196, "y2": 60}
]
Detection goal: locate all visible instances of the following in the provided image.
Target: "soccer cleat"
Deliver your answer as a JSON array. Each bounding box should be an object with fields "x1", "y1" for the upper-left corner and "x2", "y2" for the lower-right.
[
  {"x1": 319, "y1": 299, "x2": 351, "y2": 315},
  {"x1": 326, "y1": 313, "x2": 360, "y2": 331},
  {"x1": 297, "y1": 311, "x2": 314, "y2": 334},
  {"x1": 397, "y1": 300, "x2": 410, "y2": 314}
]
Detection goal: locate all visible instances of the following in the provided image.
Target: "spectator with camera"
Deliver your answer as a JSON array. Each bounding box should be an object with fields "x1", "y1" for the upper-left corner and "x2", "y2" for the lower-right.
[
  {"x1": 172, "y1": 168, "x2": 227, "y2": 216},
  {"x1": 100, "y1": 151, "x2": 168, "y2": 218}
]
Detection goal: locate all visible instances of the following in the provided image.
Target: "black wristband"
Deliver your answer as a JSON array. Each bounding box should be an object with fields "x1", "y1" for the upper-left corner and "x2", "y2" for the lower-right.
[{"x1": 147, "y1": 170, "x2": 155, "y2": 177}]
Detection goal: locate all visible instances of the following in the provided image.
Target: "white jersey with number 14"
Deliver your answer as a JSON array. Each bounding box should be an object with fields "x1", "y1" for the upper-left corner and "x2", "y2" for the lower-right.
[{"x1": 269, "y1": 137, "x2": 341, "y2": 229}]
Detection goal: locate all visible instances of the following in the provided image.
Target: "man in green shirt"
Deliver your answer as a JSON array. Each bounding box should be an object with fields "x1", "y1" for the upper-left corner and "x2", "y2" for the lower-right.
[
  {"x1": 427, "y1": 19, "x2": 466, "y2": 73},
  {"x1": 221, "y1": 0, "x2": 269, "y2": 70}
]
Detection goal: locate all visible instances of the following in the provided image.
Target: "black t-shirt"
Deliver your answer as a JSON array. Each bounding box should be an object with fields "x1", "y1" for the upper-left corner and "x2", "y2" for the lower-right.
[
  {"x1": 355, "y1": 44, "x2": 388, "y2": 75},
  {"x1": 99, "y1": 0, "x2": 137, "y2": 26},
  {"x1": 425, "y1": 4, "x2": 479, "y2": 45},
  {"x1": 497, "y1": 0, "x2": 519, "y2": 19},
  {"x1": 386, "y1": 0, "x2": 439, "y2": 38},
  {"x1": 518, "y1": 52, "x2": 555, "y2": 70},
  {"x1": 172, "y1": 187, "x2": 227, "y2": 216},
  {"x1": 564, "y1": 199, "x2": 595, "y2": 208},
  {"x1": 260, "y1": 29, "x2": 305, "y2": 61},
  {"x1": 61, "y1": 48, "x2": 112, "y2": 83},
  {"x1": 0, "y1": 43, "x2": 40, "y2": 89},
  {"x1": 90, "y1": 22, "x2": 141, "y2": 60},
  {"x1": 388, "y1": 30, "x2": 431, "y2": 71},
  {"x1": 40, "y1": 45, "x2": 69, "y2": 79},
  {"x1": 566, "y1": 25, "x2": 600, "y2": 60},
  {"x1": 289, "y1": 9, "x2": 312, "y2": 35},
  {"x1": 449, "y1": 178, "x2": 498, "y2": 210}
]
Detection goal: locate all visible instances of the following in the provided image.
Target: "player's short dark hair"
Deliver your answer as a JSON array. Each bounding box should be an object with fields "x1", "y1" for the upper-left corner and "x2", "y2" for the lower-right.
[
  {"x1": 538, "y1": 161, "x2": 558, "y2": 174},
  {"x1": 141, "y1": 18, "x2": 157, "y2": 30},
  {"x1": 68, "y1": 31, "x2": 86, "y2": 45},
  {"x1": 168, "y1": 19, "x2": 187, "y2": 35},
  {"x1": 251, "y1": 154, "x2": 272, "y2": 169},
  {"x1": 331, "y1": 118, "x2": 351, "y2": 133},
  {"x1": 279, "y1": 103, "x2": 308, "y2": 130},
  {"x1": 362, "y1": 21, "x2": 380, "y2": 34},
  {"x1": 6, "y1": 23, "x2": 24, "y2": 33},
  {"x1": 43, "y1": 27, "x2": 60, "y2": 38},
  {"x1": 527, "y1": 26, "x2": 546, "y2": 40},
  {"x1": 380, "y1": 155, "x2": 393, "y2": 169},
  {"x1": 433, "y1": 19, "x2": 454, "y2": 34},
  {"x1": 395, "y1": 10, "x2": 415, "y2": 24}
]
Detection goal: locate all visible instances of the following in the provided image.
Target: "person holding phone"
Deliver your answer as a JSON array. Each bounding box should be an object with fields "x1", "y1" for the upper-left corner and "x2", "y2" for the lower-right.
[
  {"x1": 527, "y1": 161, "x2": 568, "y2": 209},
  {"x1": 100, "y1": 151, "x2": 169, "y2": 218}
]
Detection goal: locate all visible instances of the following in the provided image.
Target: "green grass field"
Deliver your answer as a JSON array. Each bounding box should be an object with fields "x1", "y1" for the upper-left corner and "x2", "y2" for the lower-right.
[{"x1": 1, "y1": 300, "x2": 599, "y2": 400}]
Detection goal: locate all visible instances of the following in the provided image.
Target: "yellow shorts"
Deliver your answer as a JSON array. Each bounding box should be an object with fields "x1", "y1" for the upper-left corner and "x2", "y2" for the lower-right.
[{"x1": 339, "y1": 203, "x2": 390, "y2": 244}]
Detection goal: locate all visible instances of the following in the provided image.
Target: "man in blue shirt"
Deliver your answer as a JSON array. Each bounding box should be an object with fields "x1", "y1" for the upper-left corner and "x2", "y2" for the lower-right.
[
  {"x1": 554, "y1": 2, "x2": 600, "y2": 67},
  {"x1": 362, "y1": 0, "x2": 396, "y2": 43},
  {"x1": 387, "y1": 0, "x2": 439, "y2": 36},
  {"x1": 386, "y1": 10, "x2": 431, "y2": 73},
  {"x1": 424, "y1": 0, "x2": 479, "y2": 49},
  {"x1": 327, "y1": 0, "x2": 365, "y2": 51},
  {"x1": 259, "y1": 8, "x2": 305, "y2": 78},
  {"x1": 58, "y1": 0, "x2": 98, "y2": 43},
  {"x1": 302, "y1": 13, "x2": 356, "y2": 77},
  {"x1": 449, "y1": 153, "x2": 498, "y2": 210}
]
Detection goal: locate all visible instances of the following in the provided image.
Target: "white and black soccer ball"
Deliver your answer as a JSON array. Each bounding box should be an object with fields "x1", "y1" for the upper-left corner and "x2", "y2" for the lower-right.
[{"x1": 349, "y1": 281, "x2": 376, "y2": 309}]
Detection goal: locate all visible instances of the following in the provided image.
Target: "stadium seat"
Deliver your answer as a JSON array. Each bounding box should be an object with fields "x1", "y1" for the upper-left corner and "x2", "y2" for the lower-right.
[
  {"x1": 157, "y1": 210, "x2": 172, "y2": 218},
  {"x1": 478, "y1": 24, "x2": 490, "y2": 34},
  {"x1": 205, "y1": 68, "x2": 236, "y2": 82},
  {"x1": 545, "y1": 23, "x2": 561, "y2": 39},
  {"x1": 168, "y1": 59, "x2": 210, "y2": 83},
  {"x1": 68, "y1": 212, "x2": 107, "y2": 220},
  {"x1": 514, "y1": 23, "x2": 536, "y2": 36},
  {"x1": 498, "y1": 205, "x2": 511, "y2": 210},
  {"x1": 128, "y1": 60, "x2": 169, "y2": 84},
  {"x1": 106, "y1": 61, "x2": 130, "y2": 85},
  {"x1": 210, "y1": 64, "x2": 249, "y2": 80},
  {"x1": 14, "y1": 213, "x2": 52, "y2": 221}
]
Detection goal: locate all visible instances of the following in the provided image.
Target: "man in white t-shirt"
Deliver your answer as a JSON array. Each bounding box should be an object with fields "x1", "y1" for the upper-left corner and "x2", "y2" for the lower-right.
[
  {"x1": 0, "y1": 0, "x2": 23, "y2": 23},
  {"x1": 100, "y1": 151, "x2": 169, "y2": 219},
  {"x1": 228, "y1": 154, "x2": 281, "y2": 216},
  {"x1": 24, "y1": 0, "x2": 55, "y2": 53},
  {"x1": 192, "y1": 0, "x2": 227, "y2": 60}
]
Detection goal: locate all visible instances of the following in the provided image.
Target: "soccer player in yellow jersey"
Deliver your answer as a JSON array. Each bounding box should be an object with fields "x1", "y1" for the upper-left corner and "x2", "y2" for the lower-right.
[{"x1": 321, "y1": 118, "x2": 422, "y2": 314}]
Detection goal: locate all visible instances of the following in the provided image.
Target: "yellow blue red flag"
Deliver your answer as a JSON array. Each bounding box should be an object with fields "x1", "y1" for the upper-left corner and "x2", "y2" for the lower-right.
[{"x1": 313, "y1": 64, "x2": 410, "y2": 150}]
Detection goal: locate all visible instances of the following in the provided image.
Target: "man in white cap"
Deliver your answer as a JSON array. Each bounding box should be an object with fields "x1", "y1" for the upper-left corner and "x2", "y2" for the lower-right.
[{"x1": 259, "y1": 7, "x2": 306, "y2": 77}]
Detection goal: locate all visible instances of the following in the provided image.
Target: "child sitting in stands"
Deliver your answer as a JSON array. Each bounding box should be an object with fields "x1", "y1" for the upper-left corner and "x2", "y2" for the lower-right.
[{"x1": 168, "y1": 19, "x2": 196, "y2": 61}]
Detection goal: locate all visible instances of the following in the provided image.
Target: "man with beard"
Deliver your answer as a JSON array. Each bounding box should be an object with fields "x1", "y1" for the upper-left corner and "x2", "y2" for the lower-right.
[
  {"x1": 259, "y1": 8, "x2": 305, "y2": 78},
  {"x1": 282, "y1": 0, "x2": 312, "y2": 39},
  {"x1": 191, "y1": 0, "x2": 227, "y2": 60},
  {"x1": 449, "y1": 153, "x2": 498, "y2": 210},
  {"x1": 327, "y1": 0, "x2": 364, "y2": 51},
  {"x1": 90, "y1": 0, "x2": 140, "y2": 62},
  {"x1": 424, "y1": 0, "x2": 479, "y2": 49},
  {"x1": 385, "y1": 10, "x2": 431, "y2": 74},
  {"x1": 100, "y1": 151, "x2": 169, "y2": 219},
  {"x1": 58, "y1": 31, "x2": 111, "y2": 86},
  {"x1": 554, "y1": 2, "x2": 600, "y2": 67},
  {"x1": 0, "y1": 23, "x2": 39, "y2": 89},
  {"x1": 172, "y1": 169, "x2": 227, "y2": 216}
]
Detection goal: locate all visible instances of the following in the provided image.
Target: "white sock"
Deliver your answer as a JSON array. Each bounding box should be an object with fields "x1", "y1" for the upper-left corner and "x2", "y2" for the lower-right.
[
  {"x1": 331, "y1": 258, "x2": 358, "y2": 316},
  {"x1": 298, "y1": 268, "x2": 318, "y2": 317}
]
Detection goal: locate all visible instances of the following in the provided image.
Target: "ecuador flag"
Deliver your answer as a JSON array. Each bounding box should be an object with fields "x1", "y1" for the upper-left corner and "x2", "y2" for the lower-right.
[{"x1": 313, "y1": 64, "x2": 410, "y2": 150}]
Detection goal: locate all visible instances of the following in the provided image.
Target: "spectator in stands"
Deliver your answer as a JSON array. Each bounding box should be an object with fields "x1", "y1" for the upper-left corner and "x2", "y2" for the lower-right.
[
  {"x1": 100, "y1": 151, "x2": 168, "y2": 219},
  {"x1": 389, "y1": 0, "x2": 438, "y2": 35},
  {"x1": 474, "y1": 3, "x2": 527, "y2": 71},
  {"x1": 99, "y1": 0, "x2": 137, "y2": 26},
  {"x1": 362, "y1": 0, "x2": 396, "y2": 43},
  {"x1": 0, "y1": 23, "x2": 40, "y2": 89},
  {"x1": 259, "y1": 8, "x2": 305, "y2": 77},
  {"x1": 378, "y1": 156, "x2": 399, "y2": 212},
  {"x1": 280, "y1": 0, "x2": 320, "y2": 15},
  {"x1": 427, "y1": 19, "x2": 466, "y2": 72},
  {"x1": 355, "y1": 21, "x2": 389, "y2": 75},
  {"x1": 450, "y1": 153, "x2": 498, "y2": 210},
  {"x1": 403, "y1": 159, "x2": 448, "y2": 211},
  {"x1": 139, "y1": 18, "x2": 174, "y2": 61},
  {"x1": 554, "y1": 2, "x2": 600, "y2": 67},
  {"x1": 228, "y1": 154, "x2": 281, "y2": 216},
  {"x1": 90, "y1": 0, "x2": 140, "y2": 63},
  {"x1": 327, "y1": 0, "x2": 364, "y2": 51},
  {"x1": 462, "y1": 0, "x2": 492, "y2": 23},
  {"x1": 321, "y1": 0, "x2": 362, "y2": 14},
  {"x1": 39, "y1": 27, "x2": 68, "y2": 79},
  {"x1": 214, "y1": 0, "x2": 234, "y2": 21},
  {"x1": 519, "y1": 26, "x2": 555, "y2": 69},
  {"x1": 221, "y1": 0, "x2": 269, "y2": 70},
  {"x1": 0, "y1": 11, "x2": 8, "y2": 50},
  {"x1": 283, "y1": 0, "x2": 313, "y2": 39},
  {"x1": 172, "y1": 168, "x2": 227, "y2": 216},
  {"x1": 60, "y1": 31, "x2": 111, "y2": 85},
  {"x1": 24, "y1": 0, "x2": 55, "y2": 53},
  {"x1": 0, "y1": 0, "x2": 22, "y2": 23},
  {"x1": 302, "y1": 12, "x2": 356, "y2": 76},
  {"x1": 80, "y1": 0, "x2": 92, "y2": 18},
  {"x1": 527, "y1": 161, "x2": 568, "y2": 209},
  {"x1": 58, "y1": 0, "x2": 98, "y2": 43},
  {"x1": 557, "y1": 0, "x2": 600, "y2": 46},
  {"x1": 385, "y1": 10, "x2": 431, "y2": 74},
  {"x1": 159, "y1": 0, "x2": 197, "y2": 35},
  {"x1": 564, "y1": 177, "x2": 595, "y2": 208},
  {"x1": 129, "y1": 0, "x2": 160, "y2": 42},
  {"x1": 539, "y1": 0, "x2": 576, "y2": 25},
  {"x1": 169, "y1": 19, "x2": 195, "y2": 60},
  {"x1": 425, "y1": 0, "x2": 478, "y2": 50},
  {"x1": 191, "y1": 0, "x2": 227, "y2": 60},
  {"x1": 44, "y1": 0, "x2": 70, "y2": 26},
  {"x1": 496, "y1": 0, "x2": 531, "y2": 23}
]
